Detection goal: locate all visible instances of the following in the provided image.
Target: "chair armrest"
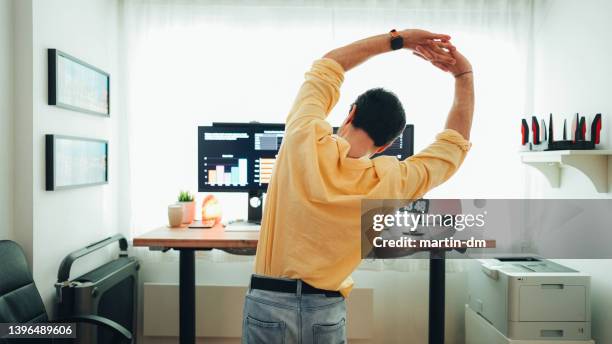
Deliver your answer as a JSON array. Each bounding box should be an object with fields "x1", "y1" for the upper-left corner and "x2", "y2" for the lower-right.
[{"x1": 51, "y1": 315, "x2": 132, "y2": 343}]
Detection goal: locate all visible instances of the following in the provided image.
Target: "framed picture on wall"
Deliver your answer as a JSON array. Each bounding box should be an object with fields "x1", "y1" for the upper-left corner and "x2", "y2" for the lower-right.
[
  {"x1": 48, "y1": 49, "x2": 110, "y2": 116},
  {"x1": 45, "y1": 135, "x2": 109, "y2": 191}
]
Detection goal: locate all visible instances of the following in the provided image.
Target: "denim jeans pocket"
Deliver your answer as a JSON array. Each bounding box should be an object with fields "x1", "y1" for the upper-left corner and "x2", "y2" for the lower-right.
[
  {"x1": 313, "y1": 318, "x2": 346, "y2": 344},
  {"x1": 245, "y1": 315, "x2": 286, "y2": 344}
]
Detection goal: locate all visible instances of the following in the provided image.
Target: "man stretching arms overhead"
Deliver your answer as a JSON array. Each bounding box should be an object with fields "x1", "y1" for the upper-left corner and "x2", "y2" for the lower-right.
[{"x1": 242, "y1": 28, "x2": 474, "y2": 343}]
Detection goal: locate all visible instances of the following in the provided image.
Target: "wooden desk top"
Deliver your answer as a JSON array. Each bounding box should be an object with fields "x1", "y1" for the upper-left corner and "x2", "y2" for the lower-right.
[
  {"x1": 133, "y1": 223, "x2": 496, "y2": 253},
  {"x1": 133, "y1": 224, "x2": 259, "y2": 249}
]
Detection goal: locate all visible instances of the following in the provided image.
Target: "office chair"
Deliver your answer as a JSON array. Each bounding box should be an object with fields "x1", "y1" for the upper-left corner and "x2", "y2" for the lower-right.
[{"x1": 0, "y1": 240, "x2": 133, "y2": 344}]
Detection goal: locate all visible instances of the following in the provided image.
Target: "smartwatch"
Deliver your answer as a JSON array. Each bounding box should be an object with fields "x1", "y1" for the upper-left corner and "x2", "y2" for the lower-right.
[{"x1": 389, "y1": 29, "x2": 404, "y2": 50}]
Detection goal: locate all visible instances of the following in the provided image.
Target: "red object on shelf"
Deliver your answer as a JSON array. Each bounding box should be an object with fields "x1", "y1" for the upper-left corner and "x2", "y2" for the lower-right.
[{"x1": 531, "y1": 117, "x2": 540, "y2": 144}]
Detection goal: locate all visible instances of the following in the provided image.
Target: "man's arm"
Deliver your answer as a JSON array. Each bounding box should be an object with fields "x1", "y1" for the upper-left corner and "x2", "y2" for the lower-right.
[
  {"x1": 286, "y1": 29, "x2": 455, "y2": 130},
  {"x1": 385, "y1": 47, "x2": 474, "y2": 199},
  {"x1": 446, "y1": 71, "x2": 474, "y2": 140},
  {"x1": 416, "y1": 48, "x2": 474, "y2": 140},
  {"x1": 323, "y1": 29, "x2": 455, "y2": 72}
]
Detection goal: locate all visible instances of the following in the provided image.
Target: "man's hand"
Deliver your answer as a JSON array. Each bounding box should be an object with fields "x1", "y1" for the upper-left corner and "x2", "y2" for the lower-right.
[
  {"x1": 413, "y1": 42, "x2": 474, "y2": 139},
  {"x1": 415, "y1": 47, "x2": 472, "y2": 77},
  {"x1": 401, "y1": 29, "x2": 456, "y2": 65}
]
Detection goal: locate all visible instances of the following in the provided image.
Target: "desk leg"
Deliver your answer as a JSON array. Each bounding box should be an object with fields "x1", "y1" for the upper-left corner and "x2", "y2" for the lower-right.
[
  {"x1": 429, "y1": 250, "x2": 445, "y2": 344},
  {"x1": 179, "y1": 249, "x2": 196, "y2": 344}
]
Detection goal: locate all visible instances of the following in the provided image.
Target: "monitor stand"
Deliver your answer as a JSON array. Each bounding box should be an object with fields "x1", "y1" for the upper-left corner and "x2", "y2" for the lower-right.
[{"x1": 247, "y1": 189, "x2": 264, "y2": 225}]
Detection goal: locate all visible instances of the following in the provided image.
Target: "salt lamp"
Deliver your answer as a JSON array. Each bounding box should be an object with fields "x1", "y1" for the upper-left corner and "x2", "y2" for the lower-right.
[{"x1": 202, "y1": 195, "x2": 222, "y2": 227}]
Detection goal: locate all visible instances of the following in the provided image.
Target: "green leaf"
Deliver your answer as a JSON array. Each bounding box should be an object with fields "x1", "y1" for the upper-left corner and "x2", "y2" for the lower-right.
[{"x1": 178, "y1": 190, "x2": 193, "y2": 202}]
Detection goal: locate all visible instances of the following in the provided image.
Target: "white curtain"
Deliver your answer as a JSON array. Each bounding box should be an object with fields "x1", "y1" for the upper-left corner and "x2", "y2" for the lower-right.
[{"x1": 120, "y1": 0, "x2": 533, "y2": 235}]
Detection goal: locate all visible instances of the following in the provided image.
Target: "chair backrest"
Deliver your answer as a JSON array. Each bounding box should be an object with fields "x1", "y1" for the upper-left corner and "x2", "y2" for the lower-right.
[{"x1": 0, "y1": 241, "x2": 48, "y2": 323}]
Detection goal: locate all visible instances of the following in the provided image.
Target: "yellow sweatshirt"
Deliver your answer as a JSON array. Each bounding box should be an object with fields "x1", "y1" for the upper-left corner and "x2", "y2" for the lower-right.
[{"x1": 254, "y1": 58, "x2": 471, "y2": 297}]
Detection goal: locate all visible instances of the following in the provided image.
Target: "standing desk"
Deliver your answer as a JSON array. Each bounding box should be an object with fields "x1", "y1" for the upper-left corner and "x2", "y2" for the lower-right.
[
  {"x1": 134, "y1": 224, "x2": 493, "y2": 344},
  {"x1": 133, "y1": 224, "x2": 258, "y2": 344}
]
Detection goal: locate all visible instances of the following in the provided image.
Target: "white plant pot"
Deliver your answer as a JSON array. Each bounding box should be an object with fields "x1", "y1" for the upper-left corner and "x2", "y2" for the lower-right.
[
  {"x1": 179, "y1": 201, "x2": 196, "y2": 224},
  {"x1": 168, "y1": 205, "x2": 184, "y2": 228}
]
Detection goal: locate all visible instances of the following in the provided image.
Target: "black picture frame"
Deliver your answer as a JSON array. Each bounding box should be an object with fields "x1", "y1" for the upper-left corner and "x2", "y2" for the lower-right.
[
  {"x1": 45, "y1": 135, "x2": 109, "y2": 191},
  {"x1": 48, "y1": 49, "x2": 110, "y2": 116}
]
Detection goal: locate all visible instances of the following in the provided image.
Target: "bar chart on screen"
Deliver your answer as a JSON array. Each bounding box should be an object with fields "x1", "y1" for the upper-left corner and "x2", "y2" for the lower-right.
[
  {"x1": 204, "y1": 156, "x2": 248, "y2": 186},
  {"x1": 255, "y1": 158, "x2": 275, "y2": 185}
]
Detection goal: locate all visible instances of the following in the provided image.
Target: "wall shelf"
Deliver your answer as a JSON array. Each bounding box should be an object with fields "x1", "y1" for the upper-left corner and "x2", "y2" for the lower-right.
[{"x1": 519, "y1": 150, "x2": 612, "y2": 193}]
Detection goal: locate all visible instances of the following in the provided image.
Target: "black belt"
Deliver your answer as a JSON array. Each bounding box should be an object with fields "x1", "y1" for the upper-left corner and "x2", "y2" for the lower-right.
[{"x1": 250, "y1": 275, "x2": 342, "y2": 297}]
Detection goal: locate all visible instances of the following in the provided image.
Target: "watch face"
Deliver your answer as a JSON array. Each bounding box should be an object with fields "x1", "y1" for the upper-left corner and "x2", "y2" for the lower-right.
[{"x1": 391, "y1": 37, "x2": 404, "y2": 50}]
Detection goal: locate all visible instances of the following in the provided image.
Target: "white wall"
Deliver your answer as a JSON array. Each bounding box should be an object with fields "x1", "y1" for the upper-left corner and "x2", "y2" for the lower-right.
[
  {"x1": 531, "y1": 1, "x2": 612, "y2": 343},
  {"x1": 530, "y1": 0, "x2": 612, "y2": 197},
  {"x1": 13, "y1": 0, "x2": 34, "y2": 262},
  {"x1": 0, "y1": 0, "x2": 14, "y2": 241},
  {"x1": 9, "y1": 0, "x2": 123, "y2": 314}
]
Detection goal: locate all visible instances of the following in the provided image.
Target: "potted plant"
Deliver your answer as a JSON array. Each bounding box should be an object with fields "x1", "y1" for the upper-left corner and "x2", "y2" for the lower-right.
[{"x1": 178, "y1": 191, "x2": 196, "y2": 224}]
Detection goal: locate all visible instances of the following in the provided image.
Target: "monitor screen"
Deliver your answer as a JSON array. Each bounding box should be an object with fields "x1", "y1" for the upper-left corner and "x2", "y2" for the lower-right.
[{"x1": 199, "y1": 123, "x2": 413, "y2": 192}]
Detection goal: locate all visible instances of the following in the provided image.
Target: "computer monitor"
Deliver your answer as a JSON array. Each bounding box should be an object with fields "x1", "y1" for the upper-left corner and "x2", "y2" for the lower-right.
[
  {"x1": 199, "y1": 123, "x2": 284, "y2": 193},
  {"x1": 198, "y1": 122, "x2": 414, "y2": 223}
]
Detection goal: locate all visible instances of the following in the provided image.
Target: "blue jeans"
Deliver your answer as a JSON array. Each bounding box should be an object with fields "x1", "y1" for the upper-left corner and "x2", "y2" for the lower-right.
[{"x1": 242, "y1": 276, "x2": 347, "y2": 344}]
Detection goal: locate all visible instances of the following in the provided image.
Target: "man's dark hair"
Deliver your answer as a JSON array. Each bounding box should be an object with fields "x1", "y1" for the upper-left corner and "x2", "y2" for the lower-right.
[{"x1": 351, "y1": 88, "x2": 406, "y2": 147}]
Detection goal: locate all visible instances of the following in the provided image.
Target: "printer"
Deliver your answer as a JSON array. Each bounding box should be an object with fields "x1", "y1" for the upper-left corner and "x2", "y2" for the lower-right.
[{"x1": 467, "y1": 256, "x2": 591, "y2": 341}]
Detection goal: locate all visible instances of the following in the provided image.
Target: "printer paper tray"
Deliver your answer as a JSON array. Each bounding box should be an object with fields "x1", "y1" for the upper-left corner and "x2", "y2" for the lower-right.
[{"x1": 466, "y1": 305, "x2": 594, "y2": 344}]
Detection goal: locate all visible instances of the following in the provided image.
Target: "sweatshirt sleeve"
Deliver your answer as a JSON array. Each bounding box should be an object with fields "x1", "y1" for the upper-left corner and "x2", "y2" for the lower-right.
[
  {"x1": 285, "y1": 58, "x2": 345, "y2": 131},
  {"x1": 398, "y1": 129, "x2": 471, "y2": 198}
]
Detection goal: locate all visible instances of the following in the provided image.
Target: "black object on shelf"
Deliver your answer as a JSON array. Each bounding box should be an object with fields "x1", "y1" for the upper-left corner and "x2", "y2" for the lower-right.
[
  {"x1": 546, "y1": 140, "x2": 595, "y2": 150},
  {"x1": 56, "y1": 234, "x2": 139, "y2": 344},
  {"x1": 548, "y1": 113, "x2": 554, "y2": 144},
  {"x1": 573, "y1": 113, "x2": 580, "y2": 141},
  {"x1": 521, "y1": 113, "x2": 602, "y2": 151}
]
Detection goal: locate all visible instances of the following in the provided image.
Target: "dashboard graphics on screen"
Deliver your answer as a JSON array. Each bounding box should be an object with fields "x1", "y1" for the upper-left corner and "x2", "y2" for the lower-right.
[{"x1": 198, "y1": 124, "x2": 285, "y2": 192}]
